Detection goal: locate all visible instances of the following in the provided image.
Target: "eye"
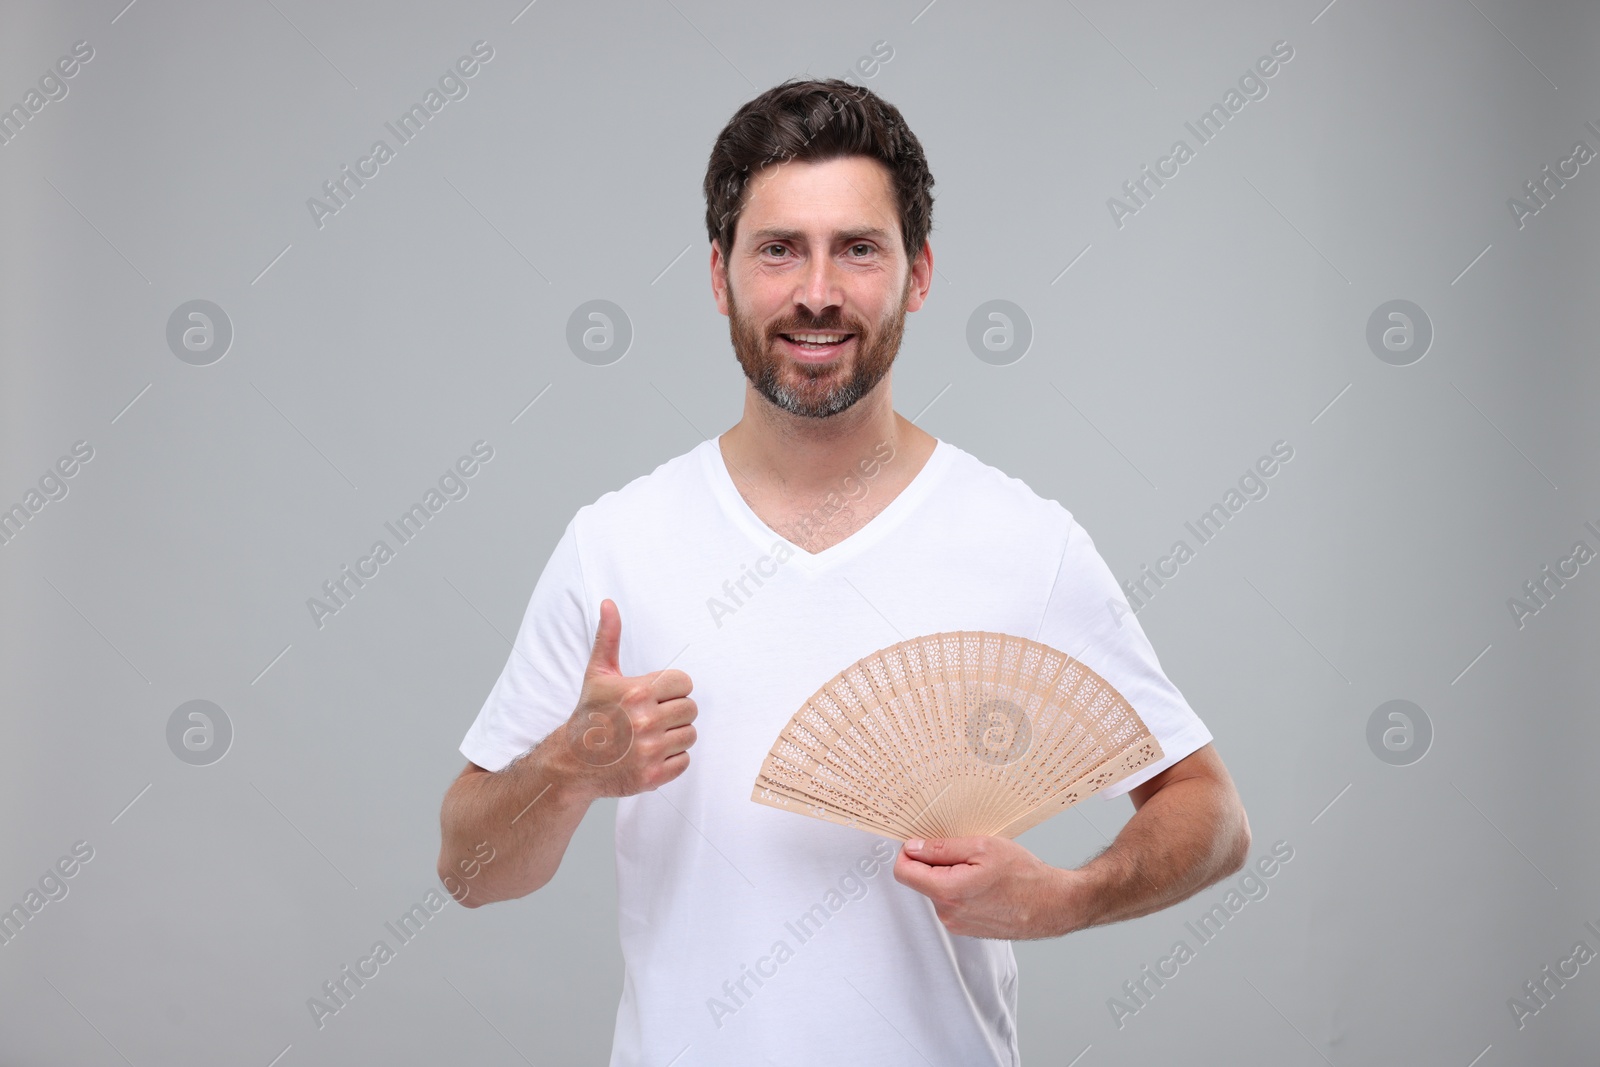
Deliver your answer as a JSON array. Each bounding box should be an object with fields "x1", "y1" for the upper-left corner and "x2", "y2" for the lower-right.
[
  {"x1": 848, "y1": 243, "x2": 873, "y2": 257},
  {"x1": 762, "y1": 243, "x2": 789, "y2": 257}
]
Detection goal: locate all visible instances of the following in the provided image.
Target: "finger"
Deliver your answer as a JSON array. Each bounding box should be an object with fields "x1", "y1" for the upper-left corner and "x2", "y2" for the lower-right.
[
  {"x1": 645, "y1": 667, "x2": 693, "y2": 702},
  {"x1": 656, "y1": 748, "x2": 691, "y2": 786},
  {"x1": 586, "y1": 598, "x2": 623, "y2": 677},
  {"x1": 652, "y1": 695, "x2": 698, "y2": 729},
  {"x1": 892, "y1": 852, "x2": 938, "y2": 895},
  {"x1": 657, "y1": 721, "x2": 697, "y2": 758},
  {"x1": 903, "y1": 837, "x2": 982, "y2": 865}
]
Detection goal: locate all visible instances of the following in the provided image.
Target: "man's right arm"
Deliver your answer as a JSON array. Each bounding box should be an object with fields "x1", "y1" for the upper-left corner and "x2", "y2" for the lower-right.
[
  {"x1": 436, "y1": 597, "x2": 697, "y2": 908},
  {"x1": 436, "y1": 733, "x2": 599, "y2": 907}
]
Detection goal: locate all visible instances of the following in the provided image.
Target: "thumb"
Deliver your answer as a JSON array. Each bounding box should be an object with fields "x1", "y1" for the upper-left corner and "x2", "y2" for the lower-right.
[
  {"x1": 586, "y1": 598, "x2": 622, "y2": 676},
  {"x1": 902, "y1": 837, "x2": 973, "y2": 865}
]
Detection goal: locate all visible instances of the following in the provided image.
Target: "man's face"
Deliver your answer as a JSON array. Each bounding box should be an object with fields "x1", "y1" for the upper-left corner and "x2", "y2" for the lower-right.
[{"x1": 713, "y1": 156, "x2": 929, "y2": 419}]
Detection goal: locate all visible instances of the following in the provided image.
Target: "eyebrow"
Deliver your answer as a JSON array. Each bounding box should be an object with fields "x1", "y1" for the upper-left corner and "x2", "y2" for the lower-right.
[{"x1": 747, "y1": 226, "x2": 894, "y2": 246}]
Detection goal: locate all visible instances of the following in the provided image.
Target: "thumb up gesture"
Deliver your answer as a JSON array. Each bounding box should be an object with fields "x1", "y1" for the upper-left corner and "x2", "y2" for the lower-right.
[{"x1": 561, "y1": 599, "x2": 697, "y2": 798}]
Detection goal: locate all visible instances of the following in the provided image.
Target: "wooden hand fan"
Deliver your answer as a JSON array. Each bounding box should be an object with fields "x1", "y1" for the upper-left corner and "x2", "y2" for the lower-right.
[{"x1": 750, "y1": 631, "x2": 1163, "y2": 840}]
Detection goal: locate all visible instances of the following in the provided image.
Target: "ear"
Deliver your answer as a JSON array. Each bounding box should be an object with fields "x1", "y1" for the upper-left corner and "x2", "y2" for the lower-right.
[
  {"x1": 904, "y1": 240, "x2": 933, "y2": 314},
  {"x1": 710, "y1": 242, "x2": 731, "y2": 317}
]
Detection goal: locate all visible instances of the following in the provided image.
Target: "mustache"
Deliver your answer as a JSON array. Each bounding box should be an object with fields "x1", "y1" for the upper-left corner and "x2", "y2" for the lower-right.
[{"x1": 771, "y1": 318, "x2": 861, "y2": 334}]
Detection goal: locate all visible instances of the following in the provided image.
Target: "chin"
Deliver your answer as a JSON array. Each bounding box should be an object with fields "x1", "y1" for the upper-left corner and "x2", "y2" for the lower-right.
[{"x1": 766, "y1": 378, "x2": 869, "y2": 418}]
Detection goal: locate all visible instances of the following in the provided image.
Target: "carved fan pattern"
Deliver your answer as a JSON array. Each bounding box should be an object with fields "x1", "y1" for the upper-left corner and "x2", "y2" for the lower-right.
[{"x1": 751, "y1": 631, "x2": 1163, "y2": 839}]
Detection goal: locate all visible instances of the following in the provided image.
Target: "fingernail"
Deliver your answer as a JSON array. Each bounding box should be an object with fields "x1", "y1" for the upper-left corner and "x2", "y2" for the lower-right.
[{"x1": 905, "y1": 838, "x2": 924, "y2": 852}]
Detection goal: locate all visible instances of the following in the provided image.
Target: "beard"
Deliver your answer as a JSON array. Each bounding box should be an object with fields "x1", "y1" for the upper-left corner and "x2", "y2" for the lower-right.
[{"x1": 727, "y1": 274, "x2": 910, "y2": 419}]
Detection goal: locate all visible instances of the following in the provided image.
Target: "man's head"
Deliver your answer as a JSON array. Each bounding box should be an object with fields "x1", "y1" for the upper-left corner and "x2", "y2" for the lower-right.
[{"x1": 704, "y1": 79, "x2": 935, "y2": 419}]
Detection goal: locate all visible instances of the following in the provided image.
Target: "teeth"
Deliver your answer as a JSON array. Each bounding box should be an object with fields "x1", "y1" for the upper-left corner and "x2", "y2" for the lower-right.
[{"x1": 787, "y1": 333, "x2": 848, "y2": 344}]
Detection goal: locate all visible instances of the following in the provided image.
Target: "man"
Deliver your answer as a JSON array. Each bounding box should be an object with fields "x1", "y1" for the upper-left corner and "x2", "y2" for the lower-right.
[{"x1": 437, "y1": 78, "x2": 1249, "y2": 1065}]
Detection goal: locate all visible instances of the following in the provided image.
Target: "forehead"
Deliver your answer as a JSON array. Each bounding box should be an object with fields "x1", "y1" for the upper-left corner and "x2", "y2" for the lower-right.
[{"x1": 735, "y1": 155, "x2": 899, "y2": 242}]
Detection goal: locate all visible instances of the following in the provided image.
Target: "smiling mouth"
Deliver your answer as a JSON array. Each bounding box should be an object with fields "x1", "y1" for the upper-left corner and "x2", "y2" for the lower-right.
[{"x1": 778, "y1": 332, "x2": 856, "y2": 353}]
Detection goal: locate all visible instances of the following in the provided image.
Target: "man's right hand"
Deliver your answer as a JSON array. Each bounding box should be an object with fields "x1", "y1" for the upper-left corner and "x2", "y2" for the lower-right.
[{"x1": 559, "y1": 598, "x2": 697, "y2": 798}]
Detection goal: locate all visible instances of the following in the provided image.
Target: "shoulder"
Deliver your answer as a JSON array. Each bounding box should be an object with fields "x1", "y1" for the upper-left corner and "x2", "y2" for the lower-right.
[
  {"x1": 933, "y1": 438, "x2": 1076, "y2": 536},
  {"x1": 571, "y1": 439, "x2": 713, "y2": 537}
]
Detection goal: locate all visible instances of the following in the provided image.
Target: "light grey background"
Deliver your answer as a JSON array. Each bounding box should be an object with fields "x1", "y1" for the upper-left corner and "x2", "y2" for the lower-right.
[{"x1": 2, "y1": 0, "x2": 1597, "y2": 1064}]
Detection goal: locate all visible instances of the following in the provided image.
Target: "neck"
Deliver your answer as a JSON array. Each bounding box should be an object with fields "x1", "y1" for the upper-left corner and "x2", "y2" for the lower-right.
[{"x1": 720, "y1": 376, "x2": 932, "y2": 493}]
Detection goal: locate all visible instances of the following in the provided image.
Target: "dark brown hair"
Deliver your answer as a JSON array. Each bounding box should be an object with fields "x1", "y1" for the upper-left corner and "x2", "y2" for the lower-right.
[{"x1": 703, "y1": 78, "x2": 935, "y2": 265}]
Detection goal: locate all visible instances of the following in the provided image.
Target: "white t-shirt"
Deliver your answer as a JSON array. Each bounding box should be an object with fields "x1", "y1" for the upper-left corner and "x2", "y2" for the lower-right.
[{"x1": 460, "y1": 435, "x2": 1213, "y2": 1067}]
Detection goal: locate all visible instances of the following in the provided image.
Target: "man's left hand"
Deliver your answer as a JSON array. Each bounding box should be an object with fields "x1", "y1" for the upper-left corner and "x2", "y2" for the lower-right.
[{"x1": 893, "y1": 836, "x2": 1081, "y2": 940}]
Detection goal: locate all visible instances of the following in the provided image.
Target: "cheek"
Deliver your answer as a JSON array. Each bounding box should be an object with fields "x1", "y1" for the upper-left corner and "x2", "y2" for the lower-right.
[
  {"x1": 734, "y1": 294, "x2": 782, "y2": 335},
  {"x1": 862, "y1": 290, "x2": 908, "y2": 332}
]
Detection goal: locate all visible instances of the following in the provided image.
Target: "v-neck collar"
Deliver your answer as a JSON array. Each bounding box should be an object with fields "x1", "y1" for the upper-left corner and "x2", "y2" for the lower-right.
[{"x1": 700, "y1": 434, "x2": 954, "y2": 573}]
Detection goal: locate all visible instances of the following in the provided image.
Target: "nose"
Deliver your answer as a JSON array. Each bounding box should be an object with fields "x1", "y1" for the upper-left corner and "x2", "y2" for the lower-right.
[{"x1": 795, "y1": 253, "x2": 845, "y2": 322}]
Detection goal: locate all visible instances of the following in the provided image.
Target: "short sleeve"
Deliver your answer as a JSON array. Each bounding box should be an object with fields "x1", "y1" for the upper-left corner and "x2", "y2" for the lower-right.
[
  {"x1": 1034, "y1": 513, "x2": 1213, "y2": 801},
  {"x1": 459, "y1": 517, "x2": 594, "y2": 773}
]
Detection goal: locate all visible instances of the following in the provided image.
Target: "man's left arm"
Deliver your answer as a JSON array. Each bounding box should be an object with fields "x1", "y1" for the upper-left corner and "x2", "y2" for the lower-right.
[{"x1": 893, "y1": 743, "x2": 1250, "y2": 940}]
